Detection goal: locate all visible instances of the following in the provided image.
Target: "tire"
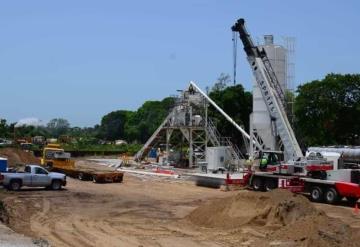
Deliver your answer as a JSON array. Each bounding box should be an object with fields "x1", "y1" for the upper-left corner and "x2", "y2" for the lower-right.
[
  {"x1": 252, "y1": 177, "x2": 265, "y2": 191},
  {"x1": 92, "y1": 175, "x2": 98, "y2": 183},
  {"x1": 265, "y1": 178, "x2": 278, "y2": 191},
  {"x1": 78, "y1": 172, "x2": 85, "y2": 181},
  {"x1": 46, "y1": 162, "x2": 54, "y2": 170},
  {"x1": 346, "y1": 197, "x2": 358, "y2": 206},
  {"x1": 324, "y1": 188, "x2": 340, "y2": 204},
  {"x1": 9, "y1": 180, "x2": 22, "y2": 191},
  {"x1": 51, "y1": 180, "x2": 62, "y2": 190},
  {"x1": 310, "y1": 186, "x2": 324, "y2": 202}
]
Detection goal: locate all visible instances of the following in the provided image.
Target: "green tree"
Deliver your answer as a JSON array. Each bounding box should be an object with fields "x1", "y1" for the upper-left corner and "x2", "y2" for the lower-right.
[
  {"x1": 99, "y1": 110, "x2": 132, "y2": 141},
  {"x1": 126, "y1": 97, "x2": 175, "y2": 143},
  {"x1": 295, "y1": 74, "x2": 360, "y2": 146},
  {"x1": 208, "y1": 84, "x2": 252, "y2": 150},
  {"x1": 47, "y1": 118, "x2": 70, "y2": 137},
  {"x1": 0, "y1": 119, "x2": 14, "y2": 138}
]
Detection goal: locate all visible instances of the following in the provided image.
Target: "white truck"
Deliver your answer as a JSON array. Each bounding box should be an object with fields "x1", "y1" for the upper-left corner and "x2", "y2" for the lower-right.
[{"x1": 1, "y1": 165, "x2": 66, "y2": 191}]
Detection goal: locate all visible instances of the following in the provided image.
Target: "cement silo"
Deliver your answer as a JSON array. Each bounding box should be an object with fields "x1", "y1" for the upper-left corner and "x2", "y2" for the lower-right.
[
  {"x1": 251, "y1": 35, "x2": 288, "y2": 151},
  {"x1": 259, "y1": 35, "x2": 287, "y2": 91}
]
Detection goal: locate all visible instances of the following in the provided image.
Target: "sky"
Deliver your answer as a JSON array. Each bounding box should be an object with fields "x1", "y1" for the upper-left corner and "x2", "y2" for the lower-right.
[{"x1": 0, "y1": 0, "x2": 359, "y2": 127}]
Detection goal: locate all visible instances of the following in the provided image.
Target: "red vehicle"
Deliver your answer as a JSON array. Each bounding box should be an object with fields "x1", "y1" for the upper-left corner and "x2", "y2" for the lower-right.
[{"x1": 225, "y1": 161, "x2": 360, "y2": 205}]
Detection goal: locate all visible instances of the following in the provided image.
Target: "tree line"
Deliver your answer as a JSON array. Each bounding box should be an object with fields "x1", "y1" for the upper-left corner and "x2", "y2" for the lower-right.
[{"x1": 1, "y1": 73, "x2": 359, "y2": 148}]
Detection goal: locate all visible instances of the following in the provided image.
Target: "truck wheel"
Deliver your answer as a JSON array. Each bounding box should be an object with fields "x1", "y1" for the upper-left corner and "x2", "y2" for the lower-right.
[
  {"x1": 51, "y1": 180, "x2": 62, "y2": 190},
  {"x1": 252, "y1": 177, "x2": 265, "y2": 191},
  {"x1": 78, "y1": 172, "x2": 85, "y2": 180},
  {"x1": 310, "y1": 186, "x2": 324, "y2": 202},
  {"x1": 324, "y1": 188, "x2": 340, "y2": 204},
  {"x1": 265, "y1": 178, "x2": 278, "y2": 191},
  {"x1": 9, "y1": 180, "x2": 22, "y2": 191},
  {"x1": 347, "y1": 197, "x2": 359, "y2": 206},
  {"x1": 46, "y1": 162, "x2": 54, "y2": 170}
]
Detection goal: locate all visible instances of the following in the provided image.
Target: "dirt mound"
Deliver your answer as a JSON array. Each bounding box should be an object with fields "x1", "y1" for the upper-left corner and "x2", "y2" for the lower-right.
[
  {"x1": 188, "y1": 189, "x2": 360, "y2": 246},
  {"x1": 0, "y1": 148, "x2": 40, "y2": 167},
  {"x1": 188, "y1": 189, "x2": 316, "y2": 228}
]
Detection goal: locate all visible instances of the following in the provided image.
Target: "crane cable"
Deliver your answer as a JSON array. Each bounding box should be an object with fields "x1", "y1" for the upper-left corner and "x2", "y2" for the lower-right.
[{"x1": 232, "y1": 31, "x2": 238, "y2": 85}]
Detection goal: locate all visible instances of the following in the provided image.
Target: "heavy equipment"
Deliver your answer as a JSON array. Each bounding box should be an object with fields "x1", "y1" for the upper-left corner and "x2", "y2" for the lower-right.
[
  {"x1": 195, "y1": 18, "x2": 360, "y2": 206},
  {"x1": 225, "y1": 18, "x2": 360, "y2": 205},
  {"x1": 41, "y1": 144, "x2": 123, "y2": 183}
]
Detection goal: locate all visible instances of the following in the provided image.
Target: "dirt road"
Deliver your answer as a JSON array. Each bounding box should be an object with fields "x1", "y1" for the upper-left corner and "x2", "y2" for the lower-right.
[
  {"x1": 1, "y1": 175, "x2": 236, "y2": 247},
  {"x1": 1, "y1": 174, "x2": 360, "y2": 247}
]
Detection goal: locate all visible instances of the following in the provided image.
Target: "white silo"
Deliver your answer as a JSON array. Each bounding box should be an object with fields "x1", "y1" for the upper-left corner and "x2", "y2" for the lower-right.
[
  {"x1": 251, "y1": 35, "x2": 288, "y2": 151},
  {"x1": 259, "y1": 35, "x2": 287, "y2": 92}
]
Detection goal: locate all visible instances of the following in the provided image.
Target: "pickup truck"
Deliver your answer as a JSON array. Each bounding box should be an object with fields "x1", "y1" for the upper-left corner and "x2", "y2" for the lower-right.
[{"x1": 1, "y1": 165, "x2": 66, "y2": 191}]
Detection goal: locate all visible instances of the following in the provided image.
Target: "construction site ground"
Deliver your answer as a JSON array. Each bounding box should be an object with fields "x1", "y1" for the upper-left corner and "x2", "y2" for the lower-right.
[
  {"x1": 0, "y1": 171, "x2": 360, "y2": 247},
  {"x1": 0, "y1": 149, "x2": 360, "y2": 246}
]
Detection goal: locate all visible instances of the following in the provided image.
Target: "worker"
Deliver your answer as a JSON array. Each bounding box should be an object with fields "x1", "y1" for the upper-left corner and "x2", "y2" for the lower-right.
[
  {"x1": 156, "y1": 148, "x2": 161, "y2": 163},
  {"x1": 259, "y1": 157, "x2": 268, "y2": 171},
  {"x1": 245, "y1": 156, "x2": 254, "y2": 171}
]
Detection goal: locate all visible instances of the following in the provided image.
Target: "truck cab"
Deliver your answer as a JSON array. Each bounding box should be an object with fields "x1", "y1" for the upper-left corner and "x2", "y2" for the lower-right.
[
  {"x1": 41, "y1": 144, "x2": 75, "y2": 170},
  {"x1": 256, "y1": 150, "x2": 284, "y2": 171}
]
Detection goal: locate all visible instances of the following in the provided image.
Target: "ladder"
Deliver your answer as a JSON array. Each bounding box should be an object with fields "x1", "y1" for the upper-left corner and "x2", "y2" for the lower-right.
[{"x1": 232, "y1": 18, "x2": 303, "y2": 161}]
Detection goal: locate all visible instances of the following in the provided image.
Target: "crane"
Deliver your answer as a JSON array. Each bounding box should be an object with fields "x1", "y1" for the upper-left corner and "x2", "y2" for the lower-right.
[{"x1": 231, "y1": 18, "x2": 303, "y2": 161}]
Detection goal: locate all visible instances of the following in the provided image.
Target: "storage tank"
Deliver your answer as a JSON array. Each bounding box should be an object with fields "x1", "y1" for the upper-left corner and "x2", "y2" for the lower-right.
[
  {"x1": 0, "y1": 157, "x2": 8, "y2": 172},
  {"x1": 308, "y1": 147, "x2": 360, "y2": 162},
  {"x1": 252, "y1": 35, "x2": 287, "y2": 151},
  {"x1": 258, "y1": 35, "x2": 287, "y2": 91}
]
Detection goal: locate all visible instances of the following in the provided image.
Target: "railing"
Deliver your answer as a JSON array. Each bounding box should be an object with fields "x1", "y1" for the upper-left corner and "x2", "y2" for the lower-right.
[
  {"x1": 207, "y1": 119, "x2": 244, "y2": 162},
  {"x1": 206, "y1": 119, "x2": 221, "y2": 146}
]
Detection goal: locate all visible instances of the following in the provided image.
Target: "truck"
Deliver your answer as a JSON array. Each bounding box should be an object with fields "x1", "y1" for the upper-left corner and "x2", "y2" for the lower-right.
[
  {"x1": 1, "y1": 164, "x2": 66, "y2": 191},
  {"x1": 40, "y1": 144, "x2": 124, "y2": 183},
  {"x1": 225, "y1": 160, "x2": 360, "y2": 205},
  {"x1": 195, "y1": 18, "x2": 360, "y2": 206}
]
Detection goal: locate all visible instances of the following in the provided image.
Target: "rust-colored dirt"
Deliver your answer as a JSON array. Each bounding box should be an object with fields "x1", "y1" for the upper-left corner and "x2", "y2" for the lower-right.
[{"x1": 0, "y1": 148, "x2": 40, "y2": 167}]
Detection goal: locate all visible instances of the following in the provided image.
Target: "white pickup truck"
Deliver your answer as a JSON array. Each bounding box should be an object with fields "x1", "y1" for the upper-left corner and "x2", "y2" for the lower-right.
[{"x1": 1, "y1": 165, "x2": 66, "y2": 191}]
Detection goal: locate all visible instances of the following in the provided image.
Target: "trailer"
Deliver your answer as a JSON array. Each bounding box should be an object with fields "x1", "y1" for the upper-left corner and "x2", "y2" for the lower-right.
[
  {"x1": 50, "y1": 167, "x2": 124, "y2": 183},
  {"x1": 41, "y1": 144, "x2": 124, "y2": 183}
]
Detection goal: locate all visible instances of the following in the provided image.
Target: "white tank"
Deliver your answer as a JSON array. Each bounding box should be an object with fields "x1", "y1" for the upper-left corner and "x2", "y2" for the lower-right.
[
  {"x1": 258, "y1": 35, "x2": 287, "y2": 92},
  {"x1": 308, "y1": 147, "x2": 360, "y2": 162}
]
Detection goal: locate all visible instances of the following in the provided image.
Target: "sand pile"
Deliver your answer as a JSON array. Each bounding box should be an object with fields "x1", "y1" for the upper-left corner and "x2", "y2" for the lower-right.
[
  {"x1": 0, "y1": 148, "x2": 39, "y2": 167},
  {"x1": 188, "y1": 189, "x2": 316, "y2": 228},
  {"x1": 188, "y1": 189, "x2": 360, "y2": 246}
]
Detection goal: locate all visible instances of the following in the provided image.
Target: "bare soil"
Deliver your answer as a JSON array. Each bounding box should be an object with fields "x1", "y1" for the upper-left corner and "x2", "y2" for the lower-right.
[
  {"x1": 0, "y1": 150, "x2": 360, "y2": 247},
  {"x1": 1, "y1": 174, "x2": 360, "y2": 247},
  {"x1": 188, "y1": 189, "x2": 360, "y2": 246},
  {"x1": 0, "y1": 148, "x2": 40, "y2": 167},
  {"x1": 0, "y1": 175, "x2": 235, "y2": 247}
]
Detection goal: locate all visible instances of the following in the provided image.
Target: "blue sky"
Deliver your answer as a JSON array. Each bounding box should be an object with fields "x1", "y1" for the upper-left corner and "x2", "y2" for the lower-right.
[{"x1": 0, "y1": 0, "x2": 359, "y2": 127}]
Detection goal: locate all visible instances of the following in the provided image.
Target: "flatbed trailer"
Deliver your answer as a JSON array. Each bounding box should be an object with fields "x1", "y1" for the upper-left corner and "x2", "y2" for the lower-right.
[
  {"x1": 51, "y1": 167, "x2": 124, "y2": 183},
  {"x1": 226, "y1": 170, "x2": 360, "y2": 205},
  {"x1": 41, "y1": 144, "x2": 124, "y2": 183}
]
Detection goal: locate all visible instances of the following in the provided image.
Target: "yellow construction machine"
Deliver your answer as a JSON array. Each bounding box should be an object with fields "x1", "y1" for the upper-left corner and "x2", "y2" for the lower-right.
[
  {"x1": 40, "y1": 144, "x2": 123, "y2": 183},
  {"x1": 41, "y1": 144, "x2": 75, "y2": 170}
]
